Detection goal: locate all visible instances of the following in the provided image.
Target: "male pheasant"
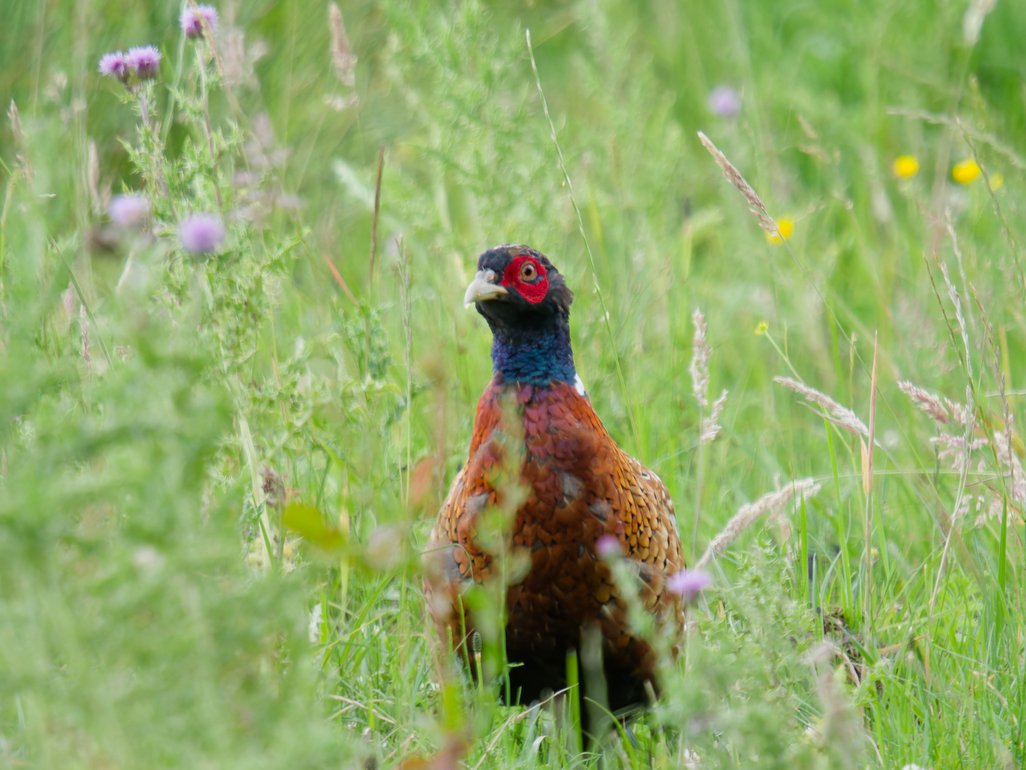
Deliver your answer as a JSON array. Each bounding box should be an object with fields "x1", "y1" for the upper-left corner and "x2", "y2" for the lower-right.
[{"x1": 424, "y1": 244, "x2": 685, "y2": 715}]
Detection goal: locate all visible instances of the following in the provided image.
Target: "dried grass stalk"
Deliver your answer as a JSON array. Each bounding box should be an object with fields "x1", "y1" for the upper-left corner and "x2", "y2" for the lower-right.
[
  {"x1": 865, "y1": 335, "x2": 878, "y2": 496},
  {"x1": 696, "y1": 478, "x2": 822, "y2": 570},
  {"x1": 963, "y1": 0, "x2": 998, "y2": 45},
  {"x1": 898, "y1": 381, "x2": 949, "y2": 424},
  {"x1": 773, "y1": 377, "x2": 869, "y2": 437},
  {"x1": 87, "y1": 140, "x2": 101, "y2": 217},
  {"x1": 697, "y1": 131, "x2": 777, "y2": 234},
  {"x1": 938, "y1": 250, "x2": 979, "y2": 477},
  {"x1": 938, "y1": 258, "x2": 973, "y2": 382},
  {"x1": 945, "y1": 210, "x2": 975, "y2": 331}
]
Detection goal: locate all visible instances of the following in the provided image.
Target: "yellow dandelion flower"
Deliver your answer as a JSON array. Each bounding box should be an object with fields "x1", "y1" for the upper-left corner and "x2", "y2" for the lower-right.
[
  {"x1": 755, "y1": 321, "x2": 769, "y2": 336},
  {"x1": 952, "y1": 159, "x2": 981, "y2": 185},
  {"x1": 893, "y1": 155, "x2": 919, "y2": 178},
  {"x1": 766, "y1": 217, "x2": 794, "y2": 244},
  {"x1": 989, "y1": 173, "x2": 1003, "y2": 191}
]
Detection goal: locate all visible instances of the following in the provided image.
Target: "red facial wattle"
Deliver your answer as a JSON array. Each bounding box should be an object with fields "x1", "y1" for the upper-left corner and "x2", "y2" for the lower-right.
[{"x1": 500, "y1": 255, "x2": 549, "y2": 305}]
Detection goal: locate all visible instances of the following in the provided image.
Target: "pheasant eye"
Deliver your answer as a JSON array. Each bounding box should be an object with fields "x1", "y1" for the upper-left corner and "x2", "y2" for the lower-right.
[{"x1": 500, "y1": 254, "x2": 548, "y2": 303}]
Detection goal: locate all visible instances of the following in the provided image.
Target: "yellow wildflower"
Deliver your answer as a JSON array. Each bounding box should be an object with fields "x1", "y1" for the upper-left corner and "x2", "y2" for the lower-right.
[
  {"x1": 893, "y1": 155, "x2": 919, "y2": 178},
  {"x1": 766, "y1": 217, "x2": 794, "y2": 243},
  {"x1": 952, "y1": 159, "x2": 981, "y2": 184},
  {"x1": 989, "y1": 173, "x2": 1003, "y2": 191},
  {"x1": 755, "y1": 321, "x2": 769, "y2": 336}
]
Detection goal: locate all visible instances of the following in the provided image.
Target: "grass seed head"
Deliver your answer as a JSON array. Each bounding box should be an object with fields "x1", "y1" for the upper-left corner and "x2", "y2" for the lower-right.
[
  {"x1": 773, "y1": 377, "x2": 869, "y2": 437},
  {"x1": 690, "y1": 309, "x2": 711, "y2": 408},
  {"x1": 992, "y1": 429, "x2": 1026, "y2": 505},
  {"x1": 696, "y1": 478, "x2": 822, "y2": 569},
  {"x1": 898, "y1": 381, "x2": 949, "y2": 424},
  {"x1": 697, "y1": 130, "x2": 777, "y2": 233},
  {"x1": 329, "y1": 4, "x2": 356, "y2": 87},
  {"x1": 700, "y1": 389, "x2": 729, "y2": 445},
  {"x1": 932, "y1": 433, "x2": 988, "y2": 471}
]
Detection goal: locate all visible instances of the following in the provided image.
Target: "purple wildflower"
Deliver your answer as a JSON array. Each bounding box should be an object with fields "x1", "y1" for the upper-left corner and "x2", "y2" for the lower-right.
[
  {"x1": 707, "y1": 85, "x2": 741, "y2": 118},
  {"x1": 108, "y1": 194, "x2": 151, "y2": 229},
  {"x1": 126, "y1": 46, "x2": 162, "y2": 79},
  {"x1": 595, "y1": 535, "x2": 621, "y2": 558},
  {"x1": 98, "y1": 51, "x2": 129, "y2": 82},
  {"x1": 178, "y1": 214, "x2": 225, "y2": 253},
  {"x1": 180, "y1": 5, "x2": 219, "y2": 38},
  {"x1": 667, "y1": 569, "x2": 712, "y2": 603}
]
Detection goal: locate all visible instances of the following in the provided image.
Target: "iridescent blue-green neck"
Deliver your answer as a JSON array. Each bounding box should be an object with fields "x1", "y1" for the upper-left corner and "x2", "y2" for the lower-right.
[{"x1": 488, "y1": 313, "x2": 577, "y2": 387}]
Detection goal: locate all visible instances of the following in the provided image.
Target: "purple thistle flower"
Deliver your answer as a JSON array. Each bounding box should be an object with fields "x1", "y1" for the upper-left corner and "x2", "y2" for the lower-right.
[
  {"x1": 667, "y1": 569, "x2": 712, "y2": 603},
  {"x1": 178, "y1": 214, "x2": 225, "y2": 253},
  {"x1": 707, "y1": 85, "x2": 742, "y2": 118},
  {"x1": 107, "y1": 194, "x2": 151, "y2": 229},
  {"x1": 98, "y1": 51, "x2": 129, "y2": 82},
  {"x1": 126, "y1": 46, "x2": 162, "y2": 79},
  {"x1": 180, "y1": 5, "x2": 219, "y2": 38},
  {"x1": 595, "y1": 535, "x2": 621, "y2": 558}
]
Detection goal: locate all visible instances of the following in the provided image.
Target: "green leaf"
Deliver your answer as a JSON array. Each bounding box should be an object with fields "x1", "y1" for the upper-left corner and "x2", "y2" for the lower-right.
[{"x1": 282, "y1": 503, "x2": 346, "y2": 550}]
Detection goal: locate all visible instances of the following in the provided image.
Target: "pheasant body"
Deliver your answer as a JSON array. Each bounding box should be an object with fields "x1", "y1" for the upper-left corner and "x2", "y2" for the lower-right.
[{"x1": 425, "y1": 245, "x2": 685, "y2": 713}]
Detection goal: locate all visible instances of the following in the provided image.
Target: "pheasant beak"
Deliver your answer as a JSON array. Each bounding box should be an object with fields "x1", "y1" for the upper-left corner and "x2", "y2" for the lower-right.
[{"x1": 463, "y1": 269, "x2": 508, "y2": 308}]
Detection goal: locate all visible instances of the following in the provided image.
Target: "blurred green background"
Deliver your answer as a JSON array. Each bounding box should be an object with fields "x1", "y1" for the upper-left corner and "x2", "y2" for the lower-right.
[{"x1": 1, "y1": 0, "x2": 1025, "y2": 767}]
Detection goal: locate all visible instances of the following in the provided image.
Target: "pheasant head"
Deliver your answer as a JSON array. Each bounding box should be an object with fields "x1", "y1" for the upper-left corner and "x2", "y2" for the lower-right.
[{"x1": 463, "y1": 244, "x2": 579, "y2": 388}]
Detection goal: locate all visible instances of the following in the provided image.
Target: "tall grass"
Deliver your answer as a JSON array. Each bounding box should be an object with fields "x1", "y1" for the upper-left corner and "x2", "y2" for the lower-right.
[{"x1": 1, "y1": 0, "x2": 1024, "y2": 767}]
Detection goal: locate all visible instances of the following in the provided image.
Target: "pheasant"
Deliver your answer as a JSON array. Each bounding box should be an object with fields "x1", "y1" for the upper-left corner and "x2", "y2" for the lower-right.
[{"x1": 424, "y1": 244, "x2": 685, "y2": 717}]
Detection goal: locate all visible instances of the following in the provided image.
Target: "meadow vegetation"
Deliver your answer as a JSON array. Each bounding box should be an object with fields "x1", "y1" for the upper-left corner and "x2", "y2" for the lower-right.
[{"x1": 1, "y1": 0, "x2": 1025, "y2": 766}]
